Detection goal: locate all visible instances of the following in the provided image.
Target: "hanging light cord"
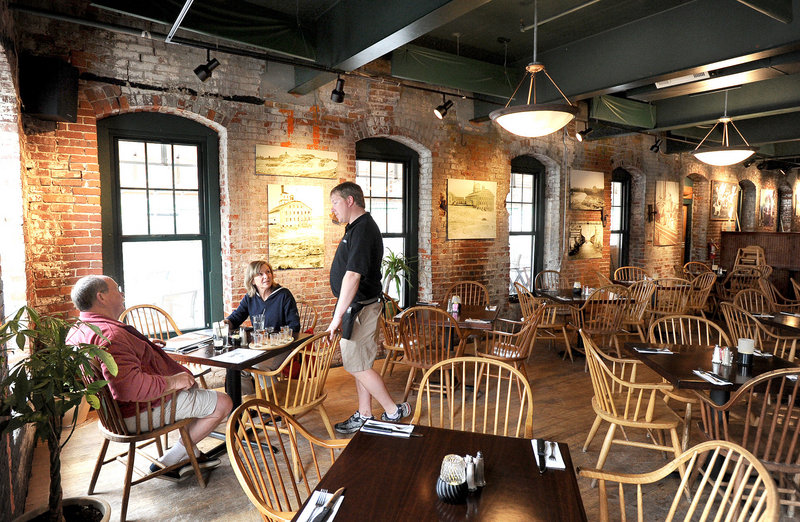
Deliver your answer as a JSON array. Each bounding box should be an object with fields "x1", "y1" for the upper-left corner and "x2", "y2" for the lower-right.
[{"x1": 693, "y1": 91, "x2": 751, "y2": 150}]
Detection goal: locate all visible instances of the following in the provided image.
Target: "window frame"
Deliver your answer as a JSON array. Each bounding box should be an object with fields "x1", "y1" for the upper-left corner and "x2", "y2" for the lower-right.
[
  {"x1": 97, "y1": 113, "x2": 222, "y2": 329},
  {"x1": 508, "y1": 156, "x2": 545, "y2": 295},
  {"x1": 610, "y1": 168, "x2": 632, "y2": 272}
]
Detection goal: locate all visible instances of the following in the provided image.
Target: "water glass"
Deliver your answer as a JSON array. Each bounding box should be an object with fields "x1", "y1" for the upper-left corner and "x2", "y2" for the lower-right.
[
  {"x1": 252, "y1": 313, "x2": 265, "y2": 332},
  {"x1": 270, "y1": 332, "x2": 281, "y2": 345},
  {"x1": 252, "y1": 331, "x2": 264, "y2": 348}
]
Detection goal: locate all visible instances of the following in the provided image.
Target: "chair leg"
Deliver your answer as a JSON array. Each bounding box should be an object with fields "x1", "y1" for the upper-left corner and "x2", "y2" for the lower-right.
[
  {"x1": 88, "y1": 439, "x2": 110, "y2": 494},
  {"x1": 317, "y1": 404, "x2": 336, "y2": 439},
  {"x1": 198, "y1": 374, "x2": 208, "y2": 389},
  {"x1": 583, "y1": 415, "x2": 603, "y2": 452},
  {"x1": 669, "y1": 427, "x2": 686, "y2": 480},
  {"x1": 178, "y1": 427, "x2": 207, "y2": 488},
  {"x1": 403, "y1": 368, "x2": 417, "y2": 402},
  {"x1": 120, "y1": 442, "x2": 136, "y2": 522},
  {"x1": 380, "y1": 350, "x2": 396, "y2": 377},
  {"x1": 591, "y1": 423, "x2": 618, "y2": 488},
  {"x1": 561, "y1": 327, "x2": 573, "y2": 361},
  {"x1": 681, "y1": 403, "x2": 692, "y2": 452}
]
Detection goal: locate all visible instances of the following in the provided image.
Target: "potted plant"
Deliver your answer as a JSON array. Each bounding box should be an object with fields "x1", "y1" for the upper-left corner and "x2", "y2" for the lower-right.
[
  {"x1": 1, "y1": 306, "x2": 117, "y2": 522},
  {"x1": 381, "y1": 249, "x2": 416, "y2": 299}
]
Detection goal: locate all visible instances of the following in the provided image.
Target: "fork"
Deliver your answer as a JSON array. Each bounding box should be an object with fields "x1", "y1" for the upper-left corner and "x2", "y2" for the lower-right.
[
  {"x1": 547, "y1": 441, "x2": 557, "y2": 461},
  {"x1": 310, "y1": 489, "x2": 327, "y2": 519}
]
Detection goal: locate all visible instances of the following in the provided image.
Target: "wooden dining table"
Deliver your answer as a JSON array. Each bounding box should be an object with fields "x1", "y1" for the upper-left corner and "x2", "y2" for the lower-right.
[
  {"x1": 756, "y1": 311, "x2": 800, "y2": 334},
  {"x1": 404, "y1": 303, "x2": 500, "y2": 331},
  {"x1": 293, "y1": 425, "x2": 587, "y2": 521},
  {"x1": 533, "y1": 288, "x2": 588, "y2": 307}
]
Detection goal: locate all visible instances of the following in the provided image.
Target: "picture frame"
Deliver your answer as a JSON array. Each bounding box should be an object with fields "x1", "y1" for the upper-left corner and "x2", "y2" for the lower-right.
[
  {"x1": 255, "y1": 145, "x2": 338, "y2": 179},
  {"x1": 267, "y1": 184, "x2": 325, "y2": 269},
  {"x1": 446, "y1": 179, "x2": 497, "y2": 240},
  {"x1": 569, "y1": 170, "x2": 604, "y2": 211},
  {"x1": 653, "y1": 180, "x2": 680, "y2": 246},
  {"x1": 710, "y1": 180, "x2": 738, "y2": 221},
  {"x1": 760, "y1": 188, "x2": 775, "y2": 228},
  {"x1": 567, "y1": 221, "x2": 603, "y2": 259}
]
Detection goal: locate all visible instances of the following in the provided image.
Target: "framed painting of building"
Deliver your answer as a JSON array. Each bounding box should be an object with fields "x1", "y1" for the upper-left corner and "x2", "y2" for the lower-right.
[
  {"x1": 567, "y1": 221, "x2": 603, "y2": 259},
  {"x1": 447, "y1": 179, "x2": 497, "y2": 239},
  {"x1": 760, "y1": 188, "x2": 775, "y2": 228},
  {"x1": 256, "y1": 145, "x2": 338, "y2": 178},
  {"x1": 267, "y1": 185, "x2": 325, "y2": 269},
  {"x1": 654, "y1": 180, "x2": 680, "y2": 246},
  {"x1": 569, "y1": 169, "x2": 604, "y2": 210},
  {"x1": 710, "y1": 180, "x2": 738, "y2": 221}
]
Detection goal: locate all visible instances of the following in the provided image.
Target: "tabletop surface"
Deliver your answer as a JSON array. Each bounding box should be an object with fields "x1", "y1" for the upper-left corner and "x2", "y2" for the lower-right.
[
  {"x1": 400, "y1": 303, "x2": 500, "y2": 331},
  {"x1": 296, "y1": 425, "x2": 587, "y2": 521},
  {"x1": 534, "y1": 288, "x2": 587, "y2": 306},
  {"x1": 167, "y1": 332, "x2": 311, "y2": 370},
  {"x1": 623, "y1": 342, "x2": 798, "y2": 390},
  {"x1": 757, "y1": 312, "x2": 800, "y2": 333}
]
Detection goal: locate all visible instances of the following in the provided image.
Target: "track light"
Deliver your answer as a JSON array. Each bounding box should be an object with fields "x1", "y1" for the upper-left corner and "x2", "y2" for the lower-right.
[
  {"x1": 576, "y1": 128, "x2": 592, "y2": 142},
  {"x1": 194, "y1": 50, "x2": 219, "y2": 82},
  {"x1": 434, "y1": 99, "x2": 453, "y2": 119},
  {"x1": 331, "y1": 76, "x2": 345, "y2": 103},
  {"x1": 742, "y1": 158, "x2": 755, "y2": 168},
  {"x1": 650, "y1": 138, "x2": 662, "y2": 153}
]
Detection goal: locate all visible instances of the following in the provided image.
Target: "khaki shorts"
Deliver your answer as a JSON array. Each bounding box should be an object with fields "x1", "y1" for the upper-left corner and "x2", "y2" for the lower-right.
[
  {"x1": 124, "y1": 386, "x2": 219, "y2": 433},
  {"x1": 340, "y1": 301, "x2": 381, "y2": 373}
]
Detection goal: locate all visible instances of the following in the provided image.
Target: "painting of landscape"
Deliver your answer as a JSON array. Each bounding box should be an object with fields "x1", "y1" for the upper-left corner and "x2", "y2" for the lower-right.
[
  {"x1": 267, "y1": 184, "x2": 324, "y2": 269},
  {"x1": 569, "y1": 170, "x2": 604, "y2": 210},
  {"x1": 447, "y1": 178, "x2": 497, "y2": 239},
  {"x1": 567, "y1": 221, "x2": 603, "y2": 259},
  {"x1": 256, "y1": 145, "x2": 338, "y2": 178}
]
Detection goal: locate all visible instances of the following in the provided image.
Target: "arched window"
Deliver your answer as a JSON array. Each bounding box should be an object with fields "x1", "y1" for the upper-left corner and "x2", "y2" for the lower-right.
[
  {"x1": 610, "y1": 168, "x2": 632, "y2": 273},
  {"x1": 98, "y1": 113, "x2": 222, "y2": 331},
  {"x1": 508, "y1": 156, "x2": 545, "y2": 293}
]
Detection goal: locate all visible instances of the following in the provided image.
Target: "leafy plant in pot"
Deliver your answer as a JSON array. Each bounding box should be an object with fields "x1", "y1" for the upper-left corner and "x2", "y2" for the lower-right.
[
  {"x1": 381, "y1": 249, "x2": 416, "y2": 301},
  {"x1": 1, "y1": 306, "x2": 117, "y2": 522}
]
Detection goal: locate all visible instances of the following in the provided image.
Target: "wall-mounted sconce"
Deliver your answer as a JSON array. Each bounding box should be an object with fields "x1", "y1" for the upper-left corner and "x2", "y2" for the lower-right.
[{"x1": 647, "y1": 204, "x2": 658, "y2": 222}]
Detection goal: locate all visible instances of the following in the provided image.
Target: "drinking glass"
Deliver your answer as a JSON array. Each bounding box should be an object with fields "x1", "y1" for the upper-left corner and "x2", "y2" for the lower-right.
[
  {"x1": 252, "y1": 313, "x2": 265, "y2": 332},
  {"x1": 252, "y1": 331, "x2": 263, "y2": 348}
]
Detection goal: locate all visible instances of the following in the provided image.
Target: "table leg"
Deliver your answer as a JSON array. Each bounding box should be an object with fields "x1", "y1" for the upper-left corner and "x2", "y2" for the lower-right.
[{"x1": 226, "y1": 368, "x2": 243, "y2": 409}]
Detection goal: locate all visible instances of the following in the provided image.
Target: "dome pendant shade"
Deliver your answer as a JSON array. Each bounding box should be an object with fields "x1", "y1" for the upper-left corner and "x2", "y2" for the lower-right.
[
  {"x1": 692, "y1": 146, "x2": 755, "y2": 167},
  {"x1": 490, "y1": 103, "x2": 578, "y2": 138}
]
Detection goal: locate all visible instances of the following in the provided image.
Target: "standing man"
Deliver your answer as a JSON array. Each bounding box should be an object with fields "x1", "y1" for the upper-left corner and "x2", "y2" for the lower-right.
[
  {"x1": 326, "y1": 181, "x2": 410, "y2": 433},
  {"x1": 70, "y1": 275, "x2": 232, "y2": 479}
]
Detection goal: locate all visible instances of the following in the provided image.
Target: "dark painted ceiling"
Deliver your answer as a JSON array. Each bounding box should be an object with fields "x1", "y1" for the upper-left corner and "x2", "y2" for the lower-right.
[{"x1": 37, "y1": 0, "x2": 800, "y2": 163}]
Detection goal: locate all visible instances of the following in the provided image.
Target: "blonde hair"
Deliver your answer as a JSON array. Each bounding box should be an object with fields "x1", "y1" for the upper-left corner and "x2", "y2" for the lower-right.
[{"x1": 245, "y1": 260, "x2": 274, "y2": 297}]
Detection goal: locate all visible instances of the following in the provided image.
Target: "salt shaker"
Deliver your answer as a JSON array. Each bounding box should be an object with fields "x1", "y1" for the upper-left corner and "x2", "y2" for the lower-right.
[
  {"x1": 712, "y1": 344, "x2": 722, "y2": 364},
  {"x1": 722, "y1": 346, "x2": 733, "y2": 366},
  {"x1": 464, "y1": 455, "x2": 477, "y2": 491},
  {"x1": 474, "y1": 451, "x2": 486, "y2": 487}
]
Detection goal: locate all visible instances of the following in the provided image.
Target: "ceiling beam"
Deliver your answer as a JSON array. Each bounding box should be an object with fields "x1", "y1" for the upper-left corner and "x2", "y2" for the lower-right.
[{"x1": 289, "y1": 0, "x2": 491, "y2": 94}]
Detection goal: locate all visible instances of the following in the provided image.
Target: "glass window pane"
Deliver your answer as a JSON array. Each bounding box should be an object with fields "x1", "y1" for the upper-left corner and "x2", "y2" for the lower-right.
[
  {"x1": 509, "y1": 235, "x2": 533, "y2": 292},
  {"x1": 149, "y1": 190, "x2": 175, "y2": 234},
  {"x1": 118, "y1": 140, "x2": 145, "y2": 163},
  {"x1": 174, "y1": 165, "x2": 198, "y2": 190},
  {"x1": 611, "y1": 182, "x2": 621, "y2": 206},
  {"x1": 356, "y1": 173, "x2": 370, "y2": 191},
  {"x1": 175, "y1": 191, "x2": 200, "y2": 234},
  {"x1": 387, "y1": 163, "x2": 403, "y2": 197},
  {"x1": 371, "y1": 171, "x2": 386, "y2": 197},
  {"x1": 147, "y1": 143, "x2": 173, "y2": 189},
  {"x1": 356, "y1": 160, "x2": 370, "y2": 177},
  {"x1": 119, "y1": 162, "x2": 147, "y2": 188},
  {"x1": 386, "y1": 199, "x2": 403, "y2": 233},
  {"x1": 611, "y1": 207, "x2": 622, "y2": 231},
  {"x1": 520, "y1": 203, "x2": 533, "y2": 232},
  {"x1": 370, "y1": 199, "x2": 387, "y2": 233},
  {"x1": 522, "y1": 174, "x2": 533, "y2": 203},
  {"x1": 120, "y1": 189, "x2": 149, "y2": 235},
  {"x1": 508, "y1": 202, "x2": 520, "y2": 231},
  {"x1": 147, "y1": 163, "x2": 173, "y2": 190},
  {"x1": 173, "y1": 145, "x2": 197, "y2": 166},
  {"x1": 122, "y1": 240, "x2": 205, "y2": 331}
]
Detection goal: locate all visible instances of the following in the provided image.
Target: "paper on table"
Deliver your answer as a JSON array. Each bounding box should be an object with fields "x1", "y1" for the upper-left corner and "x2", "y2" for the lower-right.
[
  {"x1": 633, "y1": 347, "x2": 674, "y2": 355},
  {"x1": 464, "y1": 318, "x2": 491, "y2": 324},
  {"x1": 692, "y1": 369, "x2": 732, "y2": 386},
  {"x1": 485, "y1": 305, "x2": 498, "y2": 311},
  {"x1": 209, "y1": 348, "x2": 263, "y2": 364},
  {"x1": 360, "y1": 419, "x2": 414, "y2": 438},
  {"x1": 531, "y1": 439, "x2": 566, "y2": 470},
  {"x1": 754, "y1": 349, "x2": 773, "y2": 358},
  {"x1": 296, "y1": 490, "x2": 345, "y2": 522},
  {"x1": 163, "y1": 332, "x2": 212, "y2": 352}
]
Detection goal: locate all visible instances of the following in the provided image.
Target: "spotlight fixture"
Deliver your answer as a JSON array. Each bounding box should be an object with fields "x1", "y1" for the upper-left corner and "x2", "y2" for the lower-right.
[
  {"x1": 434, "y1": 96, "x2": 453, "y2": 119},
  {"x1": 194, "y1": 50, "x2": 219, "y2": 82},
  {"x1": 691, "y1": 91, "x2": 756, "y2": 166},
  {"x1": 489, "y1": 0, "x2": 577, "y2": 137},
  {"x1": 742, "y1": 158, "x2": 755, "y2": 168},
  {"x1": 331, "y1": 76, "x2": 345, "y2": 103},
  {"x1": 650, "y1": 138, "x2": 662, "y2": 153},
  {"x1": 576, "y1": 128, "x2": 593, "y2": 142}
]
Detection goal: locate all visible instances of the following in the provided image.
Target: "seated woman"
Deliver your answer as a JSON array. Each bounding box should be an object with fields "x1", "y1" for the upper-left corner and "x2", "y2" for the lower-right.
[{"x1": 224, "y1": 260, "x2": 301, "y2": 333}]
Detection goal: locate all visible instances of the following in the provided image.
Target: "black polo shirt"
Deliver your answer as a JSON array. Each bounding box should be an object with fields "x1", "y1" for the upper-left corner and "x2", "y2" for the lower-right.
[{"x1": 330, "y1": 212, "x2": 383, "y2": 301}]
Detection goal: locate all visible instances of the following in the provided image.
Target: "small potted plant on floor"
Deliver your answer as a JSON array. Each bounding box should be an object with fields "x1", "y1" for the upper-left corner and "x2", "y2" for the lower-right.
[
  {"x1": 1, "y1": 306, "x2": 117, "y2": 522},
  {"x1": 381, "y1": 249, "x2": 415, "y2": 299}
]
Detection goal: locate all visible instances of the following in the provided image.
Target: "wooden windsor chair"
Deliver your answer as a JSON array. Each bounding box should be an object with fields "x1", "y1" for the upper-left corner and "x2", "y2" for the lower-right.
[
  {"x1": 759, "y1": 279, "x2": 800, "y2": 313},
  {"x1": 683, "y1": 261, "x2": 712, "y2": 278},
  {"x1": 410, "y1": 356, "x2": 534, "y2": 438},
  {"x1": 378, "y1": 293, "x2": 406, "y2": 377},
  {"x1": 650, "y1": 278, "x2": 693, "y2": 322},
  {"x1": 119, "y1": 304, "x2": 210, "y2": 388},
  {"x1": 613, "y1": 266, "x2": 648, "y2": 282},
  {"x1": 695, "y1": 368, "x2": 800, "y2": 512},
  {"x1": 569, "y1": 285, "x2": 629, "y2": 357},
  {"x1": 398, "y1": 306, "x2": 466, "y2": 402},
  {"x1": 444, "y1": 280, "x2": 489, "y2": 355},
  {"x1": 720, "y1": 302, "x2": 798, "y2": 360},
  {"x1": 733, "y1": 288, "x2": 775, "y2": 315},
  {"x1": 792, "y1": 277, "x2": 800, "y2": 300},
  {"x1": 476, "y1": 308, "x2": 542, "y2": 380},
  {"x1": 580, "y1": 440, "x2": 779, "y2": 522},
  {"x1": 715, "y1": 267, "x2": 763, "y2": 304},
  {"x1": 226, "y1": 399, "x2": 348, "y2": 522},
  {"x1": 534, "y1": 269, "x2": 568, "y2": 292},
  {"x1": 684, "y1": 271, "x2": 716, "y2": 317},
  {"x1": 648, "y1": 315, "x2": 731, "y2": 451},
  {"x1": 249, "y1": 332, "x2": 341, "y2": 439},
  {"x1": 517, "y1": 281, "x2": 573, "y2": 359},
  {"x1": 617, "y1": 279, "x2": 656, "y2": 344},
  {"x1": 295, "y1": 299, "x2": 318, "y2": 333}
]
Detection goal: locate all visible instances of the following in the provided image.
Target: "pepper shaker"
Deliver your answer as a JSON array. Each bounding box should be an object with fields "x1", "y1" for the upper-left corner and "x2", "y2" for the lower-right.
[
  {"x1": 465, "y1": 455, "x2": 477, "y2": 491},
  {"x1": 474, "y1": 451, "x2": 486, "y2": 487}
]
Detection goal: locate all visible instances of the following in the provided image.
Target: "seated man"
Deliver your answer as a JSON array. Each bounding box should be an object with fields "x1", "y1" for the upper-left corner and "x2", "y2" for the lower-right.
[{"x1": 70, "y1": 275, "x2": 233, "y2": 479}]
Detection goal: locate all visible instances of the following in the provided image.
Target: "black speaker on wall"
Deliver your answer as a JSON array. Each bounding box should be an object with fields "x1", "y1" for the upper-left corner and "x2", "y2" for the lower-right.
[{"x1": 19, "y1": 54, "x2": 78, "y2": 123}]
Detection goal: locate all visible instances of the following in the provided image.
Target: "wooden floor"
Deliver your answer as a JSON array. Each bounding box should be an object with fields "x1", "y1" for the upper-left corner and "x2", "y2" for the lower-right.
[{"x1": 25, "y1": 341, "x2": 799, "y2": 521}]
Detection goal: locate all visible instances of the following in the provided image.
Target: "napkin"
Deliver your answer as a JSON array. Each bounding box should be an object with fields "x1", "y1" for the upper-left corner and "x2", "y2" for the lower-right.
[
  {"x1": 296, "y1": 490, "x2": 344, "y2": 522},
  {"x1": 692, "y1": 369, "x2": 732, "y2": 386},
  {"x1": 360, "y1": 419, "x2": 415, "y2": 438},
  {"x1": 754, "y1": 349, "x2": 772, "y2": 358},
  {"x1": 464, "y1": 318, "x2": 491, "y2": 324},
  {"x1": 531, "y1": 439, "x2": 566, "y2": 470},
  {"x1": 633, "y1": 347, "x2": 674, "y2": 355},
  {"x1": 485, "y1": 306, "x2": 498, "y2": 311},
  {"x1": 209, "y1": 348, "x2": 262, "y2": 364}
]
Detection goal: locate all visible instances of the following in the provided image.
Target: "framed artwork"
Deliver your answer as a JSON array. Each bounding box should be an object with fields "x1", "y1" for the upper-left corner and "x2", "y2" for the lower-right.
[
  {"x1": 267, "y1": 185, "x2": 325, "y2": 269},
  {"x1": 710, "y1": 180, "x2": 738, "y2": 221},
  {"x1": 569, "y1": 169, "x2": 604, "y2": 210},
  {"x1": 654, "y1": 180, "x2": 680, "y2": 246},
  {"x1": 256, "y1": 145, "x2": 338, "y2": 179},
  {"x1": 795, "y1": 184, "x2": 800, "y2": 217},
  {"x1": 447, "y1": 179, "x2": 497, "y2": 239},
  {"x1": 567, "y1": 221, "x2": 603, "y2": 259},
  {"x1": 760, "y1": 188, "x2": 775, "y2": 228}
]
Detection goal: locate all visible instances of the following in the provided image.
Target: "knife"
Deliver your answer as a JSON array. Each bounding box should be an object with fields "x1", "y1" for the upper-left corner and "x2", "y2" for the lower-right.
[
  {"x1": 361, "y1": 424, "x2": 423, "y2": 437},
  {"x1": 536, "y1": 439, "x2": 547, "y2": 474},
  {"x1": 310, "y1": 487, "x2": 345, "y2": 522}
]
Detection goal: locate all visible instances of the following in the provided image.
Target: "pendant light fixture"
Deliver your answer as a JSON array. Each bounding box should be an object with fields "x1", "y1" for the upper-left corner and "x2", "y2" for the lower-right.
[
  {"x1": 691, "y1": 91, "x2": 756, "y2": 166},
  {"x1": 490, "y1": 0, "x2": 577, "y2": 138}
]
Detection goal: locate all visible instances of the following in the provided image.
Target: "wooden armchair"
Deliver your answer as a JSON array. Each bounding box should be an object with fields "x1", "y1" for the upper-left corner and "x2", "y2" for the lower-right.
[
  {"x1": 513, "y1": 282, "x2": 537, "y2": 320},
  {"x1": 250, "y1": 333, "x2": 341, "y2": 439},
  {"x1": 683, "y1": 261, "x2": 711, "y2": 278},
  {"x1": 759, "y1": 279, "x2": 800, "y2": 313},
  {"x1": 613, "y1": 266, "x2": 648, "y2": 282},
  {"x1": 476, "y1": 310, "x2": 542, "y2": 380},
  {"x1": 650, "y1": 278, "x2": 693, "y2": 321},
  {"x1": 684, "y1": 271, "x2": 716, "y2": 317},
  {"x1": 534, "y1": 269, "x2": 568, "y2": 292},
  {"x1": 618, "y1": 279, "x2": 656, "y2": 343},
  {"x1": 720, "y1": 302, "x2": 798, "y2": 360},
  {"x1": 733, "y1": 288, "x2": 775, "y2": 315},
  {"x1": 226, "y1": 399, "x2": 348, "y2": 522},
  {"x1": 444, "y1": 280, "x2": 489, "y2": 307},
  {"x1": 715, "y1": 267, "x2": 763, "y2": 303},
  {"x1": 119, "y1": 304, "x2": 210, "y2": 388},
  {"x1": 295, "y1": 299, "x2": 318, "y2": 333},
  {"x1": 569, "y1": 285, "x2": 629, "y2": 357},
  {"x1": 82, "y1": 360, "x2": 209, "y2": 522},
  {"x1": 398, "y1": 306, "x2": 465, "y2": 401},
  {"x1": 378, "y1": 293, "x2": 405, "y2": 377},
  {"x1": 579, "y1": 440, "x2": 779, "y2": 522},
  {"x1": 792, "y1": 277, "x2": 800, "y2": 300},
  {"x1": 410, "y1": 356, "x2": 534, "y2": 438},
  {"x1": 695, "y1": 368, "x2": 800, "y2": 511},
  {"x1": 581, "y1": 331, "x2": 683, "y2": 483}
]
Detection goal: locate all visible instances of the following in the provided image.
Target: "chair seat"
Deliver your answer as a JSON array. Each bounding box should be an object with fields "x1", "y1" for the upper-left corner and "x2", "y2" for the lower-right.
[{"x1": 592, "y1": 395, "x2": 682, "y2": 430}]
